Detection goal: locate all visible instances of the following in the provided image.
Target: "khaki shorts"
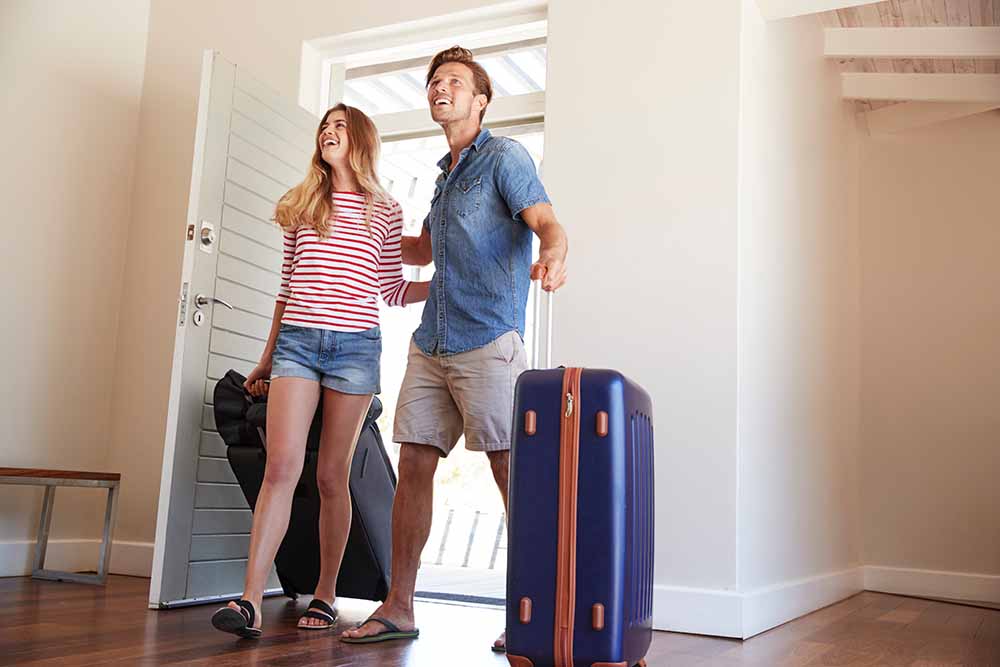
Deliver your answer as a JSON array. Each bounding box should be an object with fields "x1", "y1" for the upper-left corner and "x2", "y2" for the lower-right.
[{"x1": 393, "y1": 331, "x2": 529, "y2": 456}]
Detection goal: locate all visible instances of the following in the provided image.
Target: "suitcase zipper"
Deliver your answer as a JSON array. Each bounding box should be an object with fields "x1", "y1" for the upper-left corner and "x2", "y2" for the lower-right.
[{"x1": 555, "y1": 367, "x2": 583, "y2": 667}]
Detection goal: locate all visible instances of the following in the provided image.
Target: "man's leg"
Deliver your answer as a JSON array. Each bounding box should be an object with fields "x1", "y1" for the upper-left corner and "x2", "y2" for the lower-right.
[
  {"x1": 487, "y1": 449, "x2": 510, "y2": 651},
  {"x1": 445, "y1": 332, "x2": 528, "y2": 652},
  {"x1": 341, "y1": 442, "x2": 439, "y2": 638},
  {"x1": 341, "y1": 340, "x2": 460, "y2": 640},
  {"x1": 487, "y1": 449, "x2": 510, "y2": 510}
]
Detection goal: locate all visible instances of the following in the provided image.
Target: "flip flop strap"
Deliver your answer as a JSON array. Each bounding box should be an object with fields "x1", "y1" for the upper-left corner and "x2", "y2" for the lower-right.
[
  {"x1": 235, "y1": 599, "x2": 255, "y2": 627},
  {"x1": 365, "y1": 616, "x2": 401, "y2": 634},
  {"x1": 301, "y1": 610, "x2": 334, "y2": 623},
  {"x1": 306, "y1": 598, "x2": 336, "y2": 620}
]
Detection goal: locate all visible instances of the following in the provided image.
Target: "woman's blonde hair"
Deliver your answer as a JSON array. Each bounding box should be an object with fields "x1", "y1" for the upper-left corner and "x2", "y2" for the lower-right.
[{"x1": 274, "y1": 104, "x2": 389, "y2": 237}]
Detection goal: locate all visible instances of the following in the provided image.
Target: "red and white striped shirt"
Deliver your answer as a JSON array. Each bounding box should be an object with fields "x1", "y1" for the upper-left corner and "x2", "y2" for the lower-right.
[{"x1": 276, "y1": 192, "x2": 411, "y2": 331}]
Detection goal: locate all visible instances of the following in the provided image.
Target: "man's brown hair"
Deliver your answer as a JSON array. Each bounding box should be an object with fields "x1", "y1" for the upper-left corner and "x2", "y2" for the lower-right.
[{"x1": 426, "y1": 46, "x2": 493, "y2": 122}]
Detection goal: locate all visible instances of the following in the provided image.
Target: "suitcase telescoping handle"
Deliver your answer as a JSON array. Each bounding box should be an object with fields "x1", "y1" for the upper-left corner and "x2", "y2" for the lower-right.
[
  {"x1": 545, "y1": 287, "x2": 554, "y2": 368},
  {"x1": 531, "y1": 271, "x2": 556, "y2": 369}
]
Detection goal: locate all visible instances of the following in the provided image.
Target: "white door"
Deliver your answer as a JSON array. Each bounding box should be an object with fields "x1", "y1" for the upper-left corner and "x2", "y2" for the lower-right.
[{"x1": 149, "y1": 51, "x2": 318, "y2": 607}]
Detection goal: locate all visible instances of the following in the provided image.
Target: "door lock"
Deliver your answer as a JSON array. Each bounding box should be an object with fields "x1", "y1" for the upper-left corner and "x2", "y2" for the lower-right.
[{"x1": 199, "y1": 220, "x2": 216, "y2": 254}]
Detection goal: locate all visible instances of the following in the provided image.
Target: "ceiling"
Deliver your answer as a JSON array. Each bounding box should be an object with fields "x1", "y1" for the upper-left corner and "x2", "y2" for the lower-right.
[{"x1": 820, "y1": 0, "x2": 1000, "y2": 111}]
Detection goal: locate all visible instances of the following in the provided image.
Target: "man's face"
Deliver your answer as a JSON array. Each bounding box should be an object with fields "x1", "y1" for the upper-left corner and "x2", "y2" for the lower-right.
[{"x1": 427, "y1": 62, "x2": 484, "y2": 125}]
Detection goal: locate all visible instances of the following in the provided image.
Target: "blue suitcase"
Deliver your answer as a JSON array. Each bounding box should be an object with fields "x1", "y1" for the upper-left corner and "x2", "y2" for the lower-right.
[{"x1": 506, "y1": 367, "x2": 654, "y2": 667}]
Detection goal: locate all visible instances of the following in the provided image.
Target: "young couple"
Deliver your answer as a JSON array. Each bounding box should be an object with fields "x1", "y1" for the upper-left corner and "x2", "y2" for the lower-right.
[{"x1": 210, "y1": 47, "x2": 567, "y2": 652}]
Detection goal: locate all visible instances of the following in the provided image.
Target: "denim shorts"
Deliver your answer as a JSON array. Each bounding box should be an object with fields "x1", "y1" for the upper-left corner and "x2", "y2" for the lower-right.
[{"x1": 271, "y1": 323, "x2": 382, "y2": 395}]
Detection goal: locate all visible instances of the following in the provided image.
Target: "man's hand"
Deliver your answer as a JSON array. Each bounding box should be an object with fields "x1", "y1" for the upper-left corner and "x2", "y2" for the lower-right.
[
  {"x1": 531, "y1": 249, "x2": 567, "y2": 292},
  {"x1": 401, "y1": 228, "x2": 433, "y2": 266}
]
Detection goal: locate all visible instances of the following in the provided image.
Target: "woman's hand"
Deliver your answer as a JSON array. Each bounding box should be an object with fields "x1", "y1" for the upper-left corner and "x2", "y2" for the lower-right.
[{"x1": 243, "y1": 361, "x2": 272, "y2": 397}]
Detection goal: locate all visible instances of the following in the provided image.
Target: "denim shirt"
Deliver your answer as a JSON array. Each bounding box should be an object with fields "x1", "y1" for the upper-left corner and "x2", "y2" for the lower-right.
[{"x1": 413, "y1": 129, "x2": 550, "y2": 356}]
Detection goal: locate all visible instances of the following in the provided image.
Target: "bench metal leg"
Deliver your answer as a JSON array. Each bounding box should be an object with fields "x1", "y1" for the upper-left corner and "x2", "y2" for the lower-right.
[
  {"x1": 32, "y1": 486, "x2": 56, "y2": 573},
  {"x1": 32, "y1": 482, "x2": 119, "y2": 586},
  {"x1": 96, "y1": 482, "x2": 120, "y2": 582}
]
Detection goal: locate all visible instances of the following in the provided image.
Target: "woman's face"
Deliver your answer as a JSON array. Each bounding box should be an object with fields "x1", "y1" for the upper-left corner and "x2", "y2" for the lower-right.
[{"x1": 318, "y1": 110, "x2": 350, "y2": 166}]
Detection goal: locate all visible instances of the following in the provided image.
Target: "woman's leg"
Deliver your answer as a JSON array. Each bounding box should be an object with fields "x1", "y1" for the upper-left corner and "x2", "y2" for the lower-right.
[
  {"x1": 299, "y1": 388, "x2": 373, "y2": 627},
  {"x1": 226, "y1": 376, "x2": 321, "y2": 627}
]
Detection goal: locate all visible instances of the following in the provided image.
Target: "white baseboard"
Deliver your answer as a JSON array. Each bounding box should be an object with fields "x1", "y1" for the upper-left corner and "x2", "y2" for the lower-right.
[
  {"x1": 653, "y1": 584, "x2": 743, "y2": 637},
  {"x1": 653, "y1": 567, "x2": 863, "y2": 639},
  {"x1": 864, "y1": 565, "x2": 1000, "y2": 605},
  {"x1": 742, "y1": 567, "x2": 864, "y2": 638},
  {"x1": 653, "y1": 565, "x2": 998, "y2": 640},
  {"x1": 0, "y1": 539, "x2": 154, "y2": 578}
]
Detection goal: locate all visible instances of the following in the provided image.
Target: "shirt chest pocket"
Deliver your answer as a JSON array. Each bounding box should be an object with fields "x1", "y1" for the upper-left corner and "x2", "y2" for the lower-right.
[{"x1": 452, "y1": 175, "x2": 482, "y2": 218}]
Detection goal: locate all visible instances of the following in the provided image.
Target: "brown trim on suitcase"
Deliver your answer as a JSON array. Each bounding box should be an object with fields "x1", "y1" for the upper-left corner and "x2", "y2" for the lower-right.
[
  {"x1": 524, "y1": 410, "x2": 537, "y2": 436},
  {"x1": 596, "y1": 410, "x2": 608, "y2": 437},
  {"x1": 507, "y1": 655, "x2": 535, "y2": 667},
  {"x1": 554, "y1": 367, "x2": 583, "y2": 667},
  {"x1": 519, "y1": 597, "x2": 533, "y2": 624},
  {"x1": 590, "y1": 662, "x2": 627, "y2": 667}
]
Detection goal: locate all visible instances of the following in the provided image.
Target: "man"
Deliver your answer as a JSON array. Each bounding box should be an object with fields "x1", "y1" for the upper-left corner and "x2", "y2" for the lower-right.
[{"x1": 341, "y1": 46, "x2": 568, "y2": 652}]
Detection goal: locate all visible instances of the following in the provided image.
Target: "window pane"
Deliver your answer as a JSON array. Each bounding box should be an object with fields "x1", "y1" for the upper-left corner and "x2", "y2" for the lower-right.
[{"x1": 343, "y1": 46, "x2": 547, "y2": 116}]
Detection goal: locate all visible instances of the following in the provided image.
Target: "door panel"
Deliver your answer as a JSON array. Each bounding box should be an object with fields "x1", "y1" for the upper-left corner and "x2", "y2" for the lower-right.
[{"x1": 150, "y1": 51, "x2": 317, "y2": 607}]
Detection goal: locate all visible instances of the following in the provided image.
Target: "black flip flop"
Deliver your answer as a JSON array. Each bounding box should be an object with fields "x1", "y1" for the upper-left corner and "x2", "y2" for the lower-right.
[
  {"x1": 491, "y1": 631, "x2": 506, "y2": 653},
  {"x1": 340, "y1": 616, "x2": 420, "y2": 644},
  {"x1": 298, "y1": 598, "x2": 339, "y2": 630},
  {"x1": 211, "y1": 599, "x2": 262, "y2": 639}
]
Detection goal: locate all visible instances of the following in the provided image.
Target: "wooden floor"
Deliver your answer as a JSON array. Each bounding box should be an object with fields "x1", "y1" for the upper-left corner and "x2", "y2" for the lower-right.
[{"x1": 0, "y1": 576, "x2": 997, "y2": 666}]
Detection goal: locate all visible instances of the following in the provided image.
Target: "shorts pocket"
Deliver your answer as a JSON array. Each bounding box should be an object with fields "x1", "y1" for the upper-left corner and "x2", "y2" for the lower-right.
[{"x1": 492, "y1": 333, "x2": 518, "y2": 364}]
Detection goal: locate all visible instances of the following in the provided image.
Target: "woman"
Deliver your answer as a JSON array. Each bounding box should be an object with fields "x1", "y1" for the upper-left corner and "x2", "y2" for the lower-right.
[{"x1": 211, "y1": 104, "x2": 429, "y2": 638}]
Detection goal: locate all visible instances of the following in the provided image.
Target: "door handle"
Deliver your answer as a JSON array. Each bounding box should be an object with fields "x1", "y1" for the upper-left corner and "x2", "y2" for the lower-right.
[{"x1": 194, "y1": 294, "x2": 233, "y2": 310}]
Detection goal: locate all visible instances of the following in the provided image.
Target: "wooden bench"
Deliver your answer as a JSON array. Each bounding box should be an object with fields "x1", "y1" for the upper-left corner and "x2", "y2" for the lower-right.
[{"x1": 0, "y1": 468, "x2": 121, "y2": 585}]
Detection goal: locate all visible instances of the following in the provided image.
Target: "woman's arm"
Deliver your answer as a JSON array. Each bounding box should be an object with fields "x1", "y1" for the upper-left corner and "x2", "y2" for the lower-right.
[
  {"x1": 380, "y1": 203, "x2": 432, "y2": 307},
  {"x1": 244, "y1": 300, "x2": 285, "y2": 396},
  {"x1": 245, "y1": 227, "x2": 295, "y2": 395},
  {"x1": 259, "y1": 300, "x2": 286, "y2": 363},
  {"x1": 402, "y1": 281, "x2": 430, "y2": 305}
]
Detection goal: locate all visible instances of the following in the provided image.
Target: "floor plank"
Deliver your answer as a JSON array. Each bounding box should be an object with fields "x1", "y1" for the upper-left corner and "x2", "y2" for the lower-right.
[{"x1": 1, "y1": 577, "x2": 998, "y2": 666}]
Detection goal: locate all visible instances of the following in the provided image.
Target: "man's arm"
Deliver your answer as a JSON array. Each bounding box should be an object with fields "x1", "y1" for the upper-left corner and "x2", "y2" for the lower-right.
[
  {"x1": 401, "y1": 227, "x2": 433, "y2": 266},
  {"x1": 520, "y1": 202, "x2": 567, "y2": 292}
]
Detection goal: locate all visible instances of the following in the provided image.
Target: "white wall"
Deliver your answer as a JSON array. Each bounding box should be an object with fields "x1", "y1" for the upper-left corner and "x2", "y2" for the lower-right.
[
  {"x1": 125, "y1": 0, "x2": 750, "y2": 631},
  {"x1": 12, "y1": 0, "x2": 989, "y2": 627},
  {"x1": 0, "y1": 0, "x2": 150, "y2": 575},
  {"x1": 859, "y1": 111, "x2": 1000, "y2": 603},
  {"x1": 544, "y1": 0, "x2": 743, "y2": 634},
  {"x1": 736, "y1": 2, "x2": 862, "y2": 636},
  {"x1": 106, "y1": 0, "x2": 504, "y2": 555}
]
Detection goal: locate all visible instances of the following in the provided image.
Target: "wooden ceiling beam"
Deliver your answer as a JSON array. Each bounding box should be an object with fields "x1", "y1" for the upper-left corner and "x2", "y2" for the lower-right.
[
  {"x1": 843, "y1": 73, "x2": 1000, "y2": 103},
  {"x1": 861, "y1": 102, "x2": 1000, "y2": 135},
  {"x1": 826, "y1": 27, "x2": 1000, "y2": 59},
  {"x1": 755, "y1": 0, "x2": 880, "y2": 21}
]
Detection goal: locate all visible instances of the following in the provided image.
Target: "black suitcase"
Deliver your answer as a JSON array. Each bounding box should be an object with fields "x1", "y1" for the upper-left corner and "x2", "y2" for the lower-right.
[{"x1": 213, "y1": 370, "x2": 395, "y2": 601}]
